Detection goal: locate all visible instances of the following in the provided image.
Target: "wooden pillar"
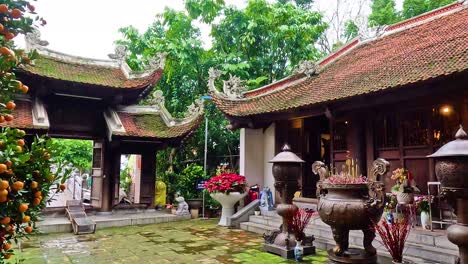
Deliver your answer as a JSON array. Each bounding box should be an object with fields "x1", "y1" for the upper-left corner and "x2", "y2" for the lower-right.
[
  {"x1": 140, "y1": 148, "x2": 157, "y2": 207},
  {"x1": 346, "y1": 114, "x2": 366, "y2": 171},
  {"x1": 365, "y1": 113, "x2": 375, "y2": 176},
  {"x1": 101, "y1": 140, "x2": 121, "y2": 212}
]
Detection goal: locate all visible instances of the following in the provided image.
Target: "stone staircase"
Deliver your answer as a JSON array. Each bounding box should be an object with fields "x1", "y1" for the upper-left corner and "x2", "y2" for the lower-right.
[{"x1": 240, "y1": 211, "x2": 458, "y2": 264}]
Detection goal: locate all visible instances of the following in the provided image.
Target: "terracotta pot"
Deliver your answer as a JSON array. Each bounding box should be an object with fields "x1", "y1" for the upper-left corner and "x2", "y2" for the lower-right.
[
  {"x1": 210, "y1": 192, "x2": 247, "y2": 226},
  {"x1": 396, "y1": 192, "x2": 414, "y2": 204}
]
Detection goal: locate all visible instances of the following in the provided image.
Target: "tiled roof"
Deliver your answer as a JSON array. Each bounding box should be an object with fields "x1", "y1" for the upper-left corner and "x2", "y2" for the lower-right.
[
  {"x1": 212, "y1": 4, "x2": 468, "y2": 117},
  {"x1": 116, "y1": 113, "x2": 203, "y2": 139},
  {"x1": 0, "y1": 101, "x2": 36, "y2": 129},
  {"x1": 21, "y1": 55, "x2": 163, "y2": 89}
]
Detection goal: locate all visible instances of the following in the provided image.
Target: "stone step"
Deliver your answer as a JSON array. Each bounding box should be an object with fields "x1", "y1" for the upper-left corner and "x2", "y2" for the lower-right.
[{"x1": 242, "y1": 215, "x2": 458, "y2": 264}]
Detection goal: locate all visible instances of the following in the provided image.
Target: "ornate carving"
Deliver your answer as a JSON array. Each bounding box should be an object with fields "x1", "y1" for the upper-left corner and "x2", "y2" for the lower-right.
[
  {"x1": 223, "y1": 74, "x2": 246, "y2": 98},
  {"x1": 108, "y1": 45, "x2": 127, "y2": 62},
  {"x1": 370, "y1": 158, "x2": 390, "y2": 182},
  {"x1": 294, "y1": 60, "x2": 317, "y2": 77},
  {"x1": 207, "y1": 68, "x2": 222, "y2": 92},
  {"x1": 148, "y1": 53, "x2": 167, "y2": 69},
  {"x1": 149, "y1": 90, "x2": 165, "y2": 109},
  {"x1": 184, "y1": 99, "x2": 204, "y2": 118},
  {"x1": 25, "y1": 29, "x2": 49, "y2": 47},
  {"x1": 312, "y1": 161, "x2": 328, "y2": 181}
]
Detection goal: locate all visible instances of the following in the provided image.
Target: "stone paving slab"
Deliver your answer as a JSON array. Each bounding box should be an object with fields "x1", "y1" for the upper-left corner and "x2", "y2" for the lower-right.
[{"x1": 7, "y1": 219, "x2": 330, "y2": 264}]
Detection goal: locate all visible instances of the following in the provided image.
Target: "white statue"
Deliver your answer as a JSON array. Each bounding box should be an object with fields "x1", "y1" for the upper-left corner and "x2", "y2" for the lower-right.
[
  {"x1": 260, "y1": 187, "x2": 274, "y2": 211},
  {"x1": 175, "y1": 196, "x2": 190, "y2": 216}
]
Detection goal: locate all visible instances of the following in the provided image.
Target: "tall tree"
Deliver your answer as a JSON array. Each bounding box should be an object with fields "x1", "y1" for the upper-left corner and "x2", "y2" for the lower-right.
[
  {"x1": 116, "y1": 0, "x2": 327, "y2": 177},
  {"x1": 368, "y1": 0, "x2": 400, "y2": 26},
  {"x1": 402, "y1": 0, "x2": 455, "y2": 19}
]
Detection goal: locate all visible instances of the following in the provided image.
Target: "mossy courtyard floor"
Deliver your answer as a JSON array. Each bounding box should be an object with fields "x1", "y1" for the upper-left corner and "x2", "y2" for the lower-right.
[{"x1": 9, "y1": 219, "x2": 328, "y2": 264}]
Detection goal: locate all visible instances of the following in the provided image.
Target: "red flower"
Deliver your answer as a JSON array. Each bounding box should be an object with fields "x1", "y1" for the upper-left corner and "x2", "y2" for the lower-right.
[{"x1": 204, "y1": 173, "x2": 247, "y2": 194}]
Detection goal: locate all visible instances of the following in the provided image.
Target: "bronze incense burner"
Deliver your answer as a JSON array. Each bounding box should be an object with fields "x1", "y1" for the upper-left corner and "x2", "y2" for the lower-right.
[
  {"x1": 263, "y1": 144, "x2": 316, "y2": 259},
  {"x1": 428, "y1": 125, "x2": 468, "y2": 264},
  {"x1": 313, "y1": 158, "x2": 390, "y2": 263}
]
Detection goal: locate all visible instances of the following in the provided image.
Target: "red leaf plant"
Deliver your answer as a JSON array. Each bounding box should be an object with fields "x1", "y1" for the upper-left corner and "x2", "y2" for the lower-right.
[
  {"x1": 204, "y1": 173, "x2": 247, "y2": 194},
  {"x1": 373, "y1": 211, "x2": 411, "y2": 263},
  {"x1": 285, "y1": 208, "x2": 317, "y2": 241}
]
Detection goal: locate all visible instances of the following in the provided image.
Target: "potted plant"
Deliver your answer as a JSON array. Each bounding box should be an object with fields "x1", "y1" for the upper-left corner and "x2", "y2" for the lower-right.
[
  {"x1": 415, "y1": 195, "x2": 431, "y2": 230},
  {"x1": 175, "y1": 164, "x2": 206, "y2": 217},
  {"x1": 204, "y1": 172, "x2": 247, "y2": 226},
  {"x1": 373, "y1": 211, "x2": 412, "y2": 264},
  {"x1": 391, "y1": 168, "x2": 419, "y2": 204},
  {"x1": 285, "y1": 208, "x2": 316, "y2": 262}
]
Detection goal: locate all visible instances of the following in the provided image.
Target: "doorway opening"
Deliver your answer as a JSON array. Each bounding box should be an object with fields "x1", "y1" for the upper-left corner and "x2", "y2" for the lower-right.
[{"x1": 119, "y1": 154, "x2": 143, "y2": 205}]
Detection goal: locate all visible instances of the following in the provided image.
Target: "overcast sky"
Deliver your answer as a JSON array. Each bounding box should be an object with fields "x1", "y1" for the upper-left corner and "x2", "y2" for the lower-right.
[{"x1": 22, "y1": 0, "x2": 403, "y2": 60}]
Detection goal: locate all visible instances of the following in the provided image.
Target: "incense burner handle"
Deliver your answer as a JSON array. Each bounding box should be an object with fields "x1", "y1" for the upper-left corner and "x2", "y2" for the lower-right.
[
  {"x1": 367, "y1": 158, "x2": 390, "y2": 210},
  {"x1": 312, "y1": 161, "x2": 328, "y2": 198}
]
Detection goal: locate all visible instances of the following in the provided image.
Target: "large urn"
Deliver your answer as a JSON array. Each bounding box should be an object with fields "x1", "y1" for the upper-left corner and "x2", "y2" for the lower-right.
[
  {"x1": 263, "y1": 144, "x2": 315, "y2": 259},
  {"x1": 313, "y1": 158, "x2": 390, "y2": 263},
  {"x1": 428, "y1": 125, "x2": 468, "y2": 264},
  {"x1": 210, "y1": 192, "x2": 247, "y2": 226}
]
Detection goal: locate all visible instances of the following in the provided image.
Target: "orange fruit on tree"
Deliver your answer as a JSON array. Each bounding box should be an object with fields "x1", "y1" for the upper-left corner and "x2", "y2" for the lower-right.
[
  {"x1": 32, "y1": 197, "x2": 41, "y2": 206},
  {"x1": 25, "y1": 226, "x2": 33, "y2": 233},
  {"x1": 4, "y1": 254, "x2": 11, "y2": 259},
  {"x1": 34, "y1": 191, "x2": 42, "y2": 198},
  {"x1": 5, "y1": 101, "x2": 16, "y2": 110},
  {"x1": 0, "y1": 180, "x2": 9, "y2": 189},
  {"x1": 3, "y1": 244, "x2": 11, "y2": 251},
  {"x1": 0, "y1": 23, "x2": 4, "y2": 33},
  {"x1": 0, "y1": 163, "x2": 6, "y2": 173},
  {"x1": 0, "y1": 115, "x2": 5, "y2": 123},
  {"x1": 4, "y1": 114, "x2": 13, "y2": 122},
  {"x1": 21, "y1": 84, "x2": 29, "y2": 93},
  {"x1": 0, "y1": 189, "x2": 8, "y2": 197},
  {"x1": 0, "y1": 46, "x2": 14, "y2": 57},
  {"x1": 16, "y1": 146, "x2": 22, "y2": 153},
  {"x1": 0, "y1": 196, "x2": 7, "y2": 203},
  {"x1": 22, "y1": 215, "x2": 30, "y2": 223},
  {"x1": 30, "y1": 181, "x2": 38, "y2": 189},
  {"x1": 3, "y1": 243, "x2": 11, "y2": 250},
  {"x1": 12, "y1": 181, "x2": 24, "y2": 191},
  {"x1": 4, "y1": 31, "x2": 15, "y2": 41},
  {"x1": 17, "y1": 139, "x2": 25, "y2": 146},
  {"x1": 18, "y1": 203, "x2": 28, "y2": 213},
  {"x1": 60, "y1": 184, "x2": 66, "y2": 191},
  {"x1": 12, "y1": 80, "x2": 22, "y2": 89},
  {"x1": 0, "y1": 4, "x2": 8, "y2": 13},
  {"x1": 5, "y1": 160, "x2": 12, "y2": 168},
  {"x1": 5, "y1": 225, "x2": 13, "y2": 232},
  {"x1": 0, "y1": 217, "x2": 11, "y2": 225},
  {"x1": 10, "y1": 9, "x2": 22, "y2": 19}
]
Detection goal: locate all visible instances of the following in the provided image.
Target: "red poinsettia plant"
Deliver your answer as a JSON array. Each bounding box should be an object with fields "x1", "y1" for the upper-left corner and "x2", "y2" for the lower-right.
[{"x1": 204, "y1": 173, "x2": 247, "y2": 194}]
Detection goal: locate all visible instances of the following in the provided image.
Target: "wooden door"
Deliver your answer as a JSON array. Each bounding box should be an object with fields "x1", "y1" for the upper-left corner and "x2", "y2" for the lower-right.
[
  {"x1": 140, "y1": 151, "x2": 156, "y2": 206},
  {"x1": 90, "y1": 141, "x2": 104, "y2": 208}
]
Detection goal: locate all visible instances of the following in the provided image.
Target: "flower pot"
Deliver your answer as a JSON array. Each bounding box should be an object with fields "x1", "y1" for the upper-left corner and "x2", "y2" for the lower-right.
[
  {"x1": 420, "y1": 211, "x2": 431, "y2": 230},
  {"x1": 210, "y1": 192, "x2": 247, "y2": 226},
  {"x1": 186, "y1": 198, "x2": 203, "y2": 210},
  {"x1": 254, "y1": 210, "x2": 260, "y2": 216},
  {"x1": 397, "y1": 192, "x2": 414, "y2": 204}
]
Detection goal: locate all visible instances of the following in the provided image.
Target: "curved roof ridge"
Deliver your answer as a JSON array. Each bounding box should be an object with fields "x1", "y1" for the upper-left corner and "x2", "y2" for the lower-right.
[{"x1": 215, "y1": 1, "x2": 466, "y2": 100}]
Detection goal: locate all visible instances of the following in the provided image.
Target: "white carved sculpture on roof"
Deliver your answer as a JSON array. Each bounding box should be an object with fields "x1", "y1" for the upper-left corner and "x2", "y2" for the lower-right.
[
  {"x1": 223, "y1": 74, "x2": 247, "y2": 99},
  {"x1": 148, "y1": 53, "x2": 167, "y2": 70},
  {"x1": 25, "y1": 28, "x2": 49, "y2": 48},
  {"x1": 184, "y1": 99, "x2": 204, "y2": 119},
  {"x1": 150, "y1": 90, "x2": 165, "y2": 110},
  {"x1": 295, "y1": 60, "x2": 317, "y2": 77},
  {"x1": 108, "y1": 45, "x2": 127, "y2": 63},
  {"x1": 207, "y1": 67, "x2": 222, "y2": 93}
]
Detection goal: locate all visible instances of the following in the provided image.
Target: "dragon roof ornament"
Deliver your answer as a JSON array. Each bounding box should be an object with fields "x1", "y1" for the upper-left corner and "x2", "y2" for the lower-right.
[
  {"x1": 25, "y1": 28, "x2": 49, "y2": 50},
  {"x1": 294, "y1": 60, "x2": 317, "y2": 77},
  {"x1": 207, "y1": 68, "x2": 246, "y2": 99}
]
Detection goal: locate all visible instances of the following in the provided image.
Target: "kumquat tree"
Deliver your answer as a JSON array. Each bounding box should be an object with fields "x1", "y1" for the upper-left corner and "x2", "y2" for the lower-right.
[{"x1": 0, "y1": 1, "x2": 70, "y2": 262}]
